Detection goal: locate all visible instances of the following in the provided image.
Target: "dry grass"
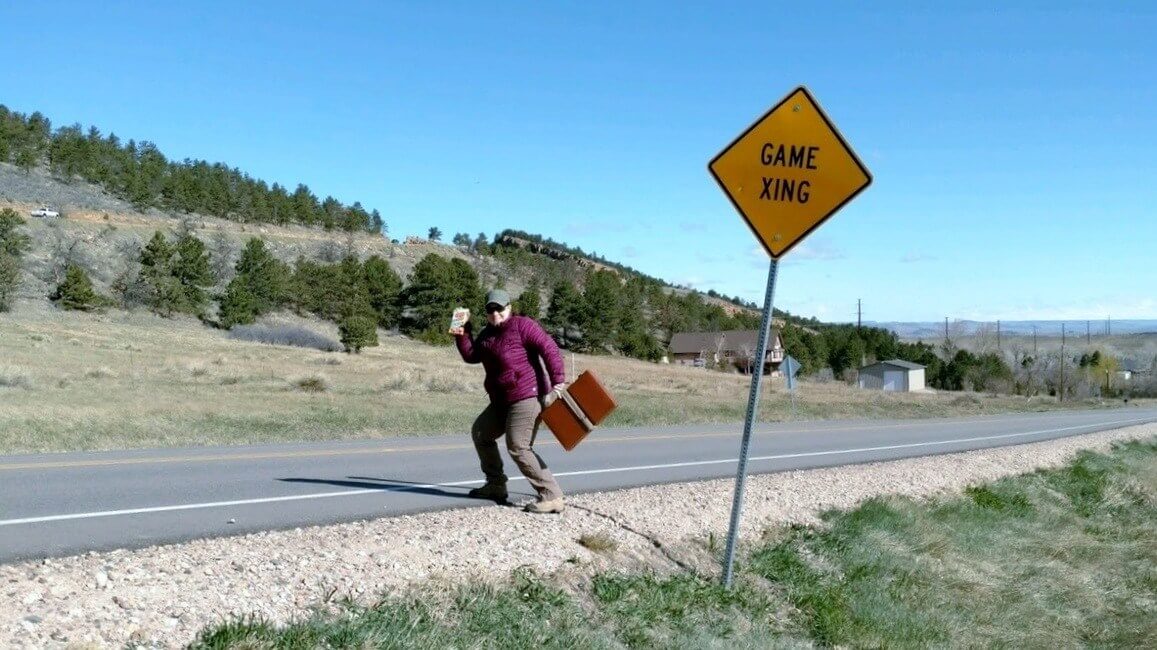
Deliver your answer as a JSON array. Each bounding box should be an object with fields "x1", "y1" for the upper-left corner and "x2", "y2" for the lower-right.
[
  {"x1": 0, "y1": 365, "x2": 34, "y2": 390},
  {"x1": 0, "y1": 304, "x2": 1142, "y2": 454}
]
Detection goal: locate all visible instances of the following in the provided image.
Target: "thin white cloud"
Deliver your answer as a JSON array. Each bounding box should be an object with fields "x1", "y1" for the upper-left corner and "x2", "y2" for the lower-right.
[
  {"x1": 962, "y1": 297, "x2": 1157, "y2": 322},
  {"x1": 788, "y1": 239, "x2": 846, "y2": 262},
  {"x1": 900, "y1": 252, "x2": 936, "y2": 263},
  {"x1": 962, "y1": 298, "x2": 1157, "y2": 319}
]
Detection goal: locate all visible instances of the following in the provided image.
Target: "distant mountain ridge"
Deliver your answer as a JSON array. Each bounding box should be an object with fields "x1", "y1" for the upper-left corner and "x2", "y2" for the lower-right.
[{"x1": 869, "y1": 320, "x2": 1157, "y2": 339}]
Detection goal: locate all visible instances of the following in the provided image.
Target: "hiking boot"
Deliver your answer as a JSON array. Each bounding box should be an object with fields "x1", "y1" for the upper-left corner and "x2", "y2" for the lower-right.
[
  {"x1": 523, "y1": 498, "x2": 565, "y2": 514},
  {"x1": 468, "y1": 482, "x2": 508, "y2": 501}
]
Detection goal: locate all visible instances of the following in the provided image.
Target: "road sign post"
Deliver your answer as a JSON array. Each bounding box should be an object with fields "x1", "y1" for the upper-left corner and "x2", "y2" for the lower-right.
[
  {"x1": 710, "y1": 86, "x2": 871, "y2": 588},
  {"x1": 784, "y1": 355, "x2": 799, "y2": 418}
]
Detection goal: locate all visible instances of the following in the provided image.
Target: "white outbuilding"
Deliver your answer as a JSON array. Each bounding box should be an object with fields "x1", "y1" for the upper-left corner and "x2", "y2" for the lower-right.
[{"x1": 858, "y1": 359, "x2": 926, "y2": 392}]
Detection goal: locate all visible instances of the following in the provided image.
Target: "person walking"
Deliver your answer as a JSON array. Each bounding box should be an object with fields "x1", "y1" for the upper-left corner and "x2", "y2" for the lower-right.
[{"x1": 450, "y1": 288, "x2": 568, "y2": 513}]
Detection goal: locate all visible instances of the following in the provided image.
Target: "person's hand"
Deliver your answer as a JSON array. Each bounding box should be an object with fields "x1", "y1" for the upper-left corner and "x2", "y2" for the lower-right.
[
  {"x1": 543, "y1": 382, "x2": 568, "y2": 408},
  {"x1": 448, "y1": 326, "x2": 465, "y2": 337}
]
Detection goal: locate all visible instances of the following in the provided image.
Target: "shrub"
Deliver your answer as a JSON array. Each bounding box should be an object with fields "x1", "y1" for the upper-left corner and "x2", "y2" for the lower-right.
[
  {"x1": 291, "y1": 373, "x2": 330, "y2": 392},
  {"x1": 423, "y1": 374, "x2": 474, "y2": 393},
  {"x1": 51, "y1": 264, "x2": 104, "y2": 311},
  {"x1": 339, "y1": 313, "x2": 379, "y2": 353},
  {"x1": 227, "y1": 324, "x2": 343, "y2": 352}
]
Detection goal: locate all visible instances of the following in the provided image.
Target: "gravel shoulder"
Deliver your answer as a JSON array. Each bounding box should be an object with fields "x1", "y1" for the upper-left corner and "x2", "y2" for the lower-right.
[{"x1": 3, "y1": 424, "x2": 1155, "y2": 648}]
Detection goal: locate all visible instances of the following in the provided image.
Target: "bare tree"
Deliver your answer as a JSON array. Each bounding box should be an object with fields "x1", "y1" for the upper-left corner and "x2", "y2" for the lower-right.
[
  {"x1": 970, "y1": 322, "x2": 999, "y2": 356},
  {"x1": 48, "y1": 228, "x2": 91, "y2": 285},
  {"x1": 710, "y1": 334, "x2": 727, "y2": 370},
  {"x1": 940, "y1": 319, "x2": 969, "y2": 360},
  {"x1": 737, "y1": 343, "x2": 756, "y2": 375},
  {"x1": 210, "y1": 230, "x2": 237, "y2": 284}
]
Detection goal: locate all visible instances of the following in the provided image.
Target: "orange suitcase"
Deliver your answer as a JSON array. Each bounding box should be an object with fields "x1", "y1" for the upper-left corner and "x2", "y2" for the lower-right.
[{"x1": 541, "y1": 370, "x2": 616, "y2": 451}]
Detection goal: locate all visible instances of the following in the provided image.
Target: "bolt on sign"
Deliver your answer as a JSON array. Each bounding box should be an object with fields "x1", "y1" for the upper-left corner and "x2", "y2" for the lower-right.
[{"x1": 709, "y1": 86, "x2": 871, "y2": 258}]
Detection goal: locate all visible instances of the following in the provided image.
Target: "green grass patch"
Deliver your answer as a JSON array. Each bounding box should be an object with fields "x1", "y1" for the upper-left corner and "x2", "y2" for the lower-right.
[
  {"x1": 591, "y1": 572, "x2": 781, "y2": 647},
  {"x1": 748, "y1": 438, "x2": 1157, "y2": 647},
  {"x1": 191, "y1": 438, "x2": 1157, "y2": 648}
]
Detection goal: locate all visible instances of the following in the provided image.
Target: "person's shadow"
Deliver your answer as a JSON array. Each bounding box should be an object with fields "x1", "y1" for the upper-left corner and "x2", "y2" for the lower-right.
[{"x1": 278, "y1": 476, "x2": 515, "y2": 504}]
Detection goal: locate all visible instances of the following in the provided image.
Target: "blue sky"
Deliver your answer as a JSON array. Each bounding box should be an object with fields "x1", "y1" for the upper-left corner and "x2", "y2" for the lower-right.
[{"x1": 3, "y1": 1, "x2": 1155, "y2": 322}]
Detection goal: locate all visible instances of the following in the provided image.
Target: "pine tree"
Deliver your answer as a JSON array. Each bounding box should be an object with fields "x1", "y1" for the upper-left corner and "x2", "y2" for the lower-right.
[
  {"x1": 515, "y1": 281, "x2": 542, "y2": 319},
  {"x1": 362, "y1": 255, "x2": 402, "y2": 328},
  {"x1": 473, "y1": 232, "x2": 490, "y2": 255},
  {"x1": 232, "y1": 238, "x2": 288, "y2": 314},
  {"x1": 172, "y1": 231, "x2": 214, "y2": 315},
  {"x1": 399, "y1": 253, "x2": 457, "y2": 342},
  {"x1": 290, "y1": 258, "x2": 342, "y2": 320},
  {"x1": 336, "y1": 255, "x2": 379, "y2": 352},
  {"x1": 427, "y1": 227, "x2": 443, "y2": 242},
  {"x1": 339, "y1": 313, "x2": 378, "y2": 353},
  {"x1": 615, "y1": 278, "x2": 661, "y2": 360},
  {"x1": 545, "y1": 280, "x2": 584, "y2": 348},
  {"x1": 579, "y1": 270, "x2": 620, "y2": 353},
  {"x1": 0, "y1": 253, "x2": 19, "y2": 312},
  {"x1": 139, "y1": 231, "x2": 184, "y2": 316},
  {"x1": 447, "y1": 258, "x2": 484, "y2": 313},
  {"x1": 0, "y1": 208, "x2": 31, "y2": 256},
  {"x1": 0, "y1": 209, "x2": 29, "y2": 312},
  {"x1": 218, "y1": 279, "x2": 258, "y2": 328},
  {"x1": 51, "y1": 264, "x2": 100, "y2": 311}
]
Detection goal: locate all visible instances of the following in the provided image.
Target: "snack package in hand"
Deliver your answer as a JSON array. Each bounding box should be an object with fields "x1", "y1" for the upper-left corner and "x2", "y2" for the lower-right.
[{"x1": 450, "y1": 307, "x2": 470, "y2": 329}]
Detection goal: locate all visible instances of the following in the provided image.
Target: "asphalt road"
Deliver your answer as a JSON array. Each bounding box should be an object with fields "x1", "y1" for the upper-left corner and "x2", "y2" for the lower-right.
[{"x1": 2, "y1": 407, "x2": 1154, "y2": 564}]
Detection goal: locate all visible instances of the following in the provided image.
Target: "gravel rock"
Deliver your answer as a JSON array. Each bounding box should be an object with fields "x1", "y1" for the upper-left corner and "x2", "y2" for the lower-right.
[{"x1": 0, "y1": 424, "x2": 1152, "y2": 648}]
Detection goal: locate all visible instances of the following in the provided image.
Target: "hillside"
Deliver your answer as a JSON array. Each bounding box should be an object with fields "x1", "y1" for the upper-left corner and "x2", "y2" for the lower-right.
[
  {"x1": 1, "y1": 163, "x2": 494, "y2": 303},
  {"x1": 1, "y1": 160, "x2": 772, "y2": 339}
]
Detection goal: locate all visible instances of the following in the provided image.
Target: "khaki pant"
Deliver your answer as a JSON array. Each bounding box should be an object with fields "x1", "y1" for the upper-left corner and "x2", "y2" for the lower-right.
[{"x1": 471, "y1": 397, "x2": 563, "y2": 501}]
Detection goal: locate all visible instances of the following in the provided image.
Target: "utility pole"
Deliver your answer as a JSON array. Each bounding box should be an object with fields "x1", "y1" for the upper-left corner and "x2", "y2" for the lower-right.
[
  {"x1": 1060, "y1": 323, "x2": 1066, "y2": 402},
  {"x1": 997, "y1": 319, "x2": 1001, "y2": 350},
  {"x1": 944, "y1": 316, "x2": 949, "y2": 342},
  {"x1": 1032, "y1": 325, "x2": 1037, "y2": 353},
  {"x1": 1107, "y1": 315, "x2": 1111, "y2": 336},
  {"x1": 1086, "y1": 320, "x2": 1090, "y2": 345},
  {"x1": 857, "y1": 299, "x2": 861, "y2": 330}
]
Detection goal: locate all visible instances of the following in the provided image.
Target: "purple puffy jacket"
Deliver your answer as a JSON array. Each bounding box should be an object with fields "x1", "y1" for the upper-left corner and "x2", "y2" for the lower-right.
[{"x1": 455, "y1": 315, "x2": 567, "y2": 405}]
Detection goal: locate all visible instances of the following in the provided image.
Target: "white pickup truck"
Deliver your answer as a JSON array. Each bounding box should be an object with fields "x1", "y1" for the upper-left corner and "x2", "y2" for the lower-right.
[{"x1": 30, "y1": 207, "x2": 60, "y2": 218}]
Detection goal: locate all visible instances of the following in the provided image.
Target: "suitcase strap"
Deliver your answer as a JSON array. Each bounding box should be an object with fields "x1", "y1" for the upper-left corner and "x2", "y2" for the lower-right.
[{"x1": 557, "y1": 388, "x2": 595, "y2": 433}]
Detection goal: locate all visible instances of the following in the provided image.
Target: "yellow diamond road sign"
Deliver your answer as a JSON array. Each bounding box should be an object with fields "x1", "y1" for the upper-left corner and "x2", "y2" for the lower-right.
[{"x1": 709, "y1": 86, "x2": 871, "y2": 259}]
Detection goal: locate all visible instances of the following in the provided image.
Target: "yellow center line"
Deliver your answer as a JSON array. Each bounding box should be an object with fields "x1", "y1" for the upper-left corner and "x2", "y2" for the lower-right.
[{"x1": 0, "y1": 415, "x2": 1108, "y2": 472}]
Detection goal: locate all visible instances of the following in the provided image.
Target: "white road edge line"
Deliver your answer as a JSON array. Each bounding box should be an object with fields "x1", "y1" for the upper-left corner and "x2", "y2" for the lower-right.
[{"x1": 2, "y1": 418, "x2": 1150, "y2": 527}]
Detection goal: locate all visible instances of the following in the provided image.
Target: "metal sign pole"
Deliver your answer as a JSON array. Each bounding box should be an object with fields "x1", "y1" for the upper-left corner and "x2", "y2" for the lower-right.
[
  {"x1": 721, "y1": 257, "x2": 779, "y2": 588},
  {"x1": 789, "y1": 371, "x2": 796, "y2": 420},
  {"x1": 785, "y1": 356, "x2": 797, "y2": 419}
]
